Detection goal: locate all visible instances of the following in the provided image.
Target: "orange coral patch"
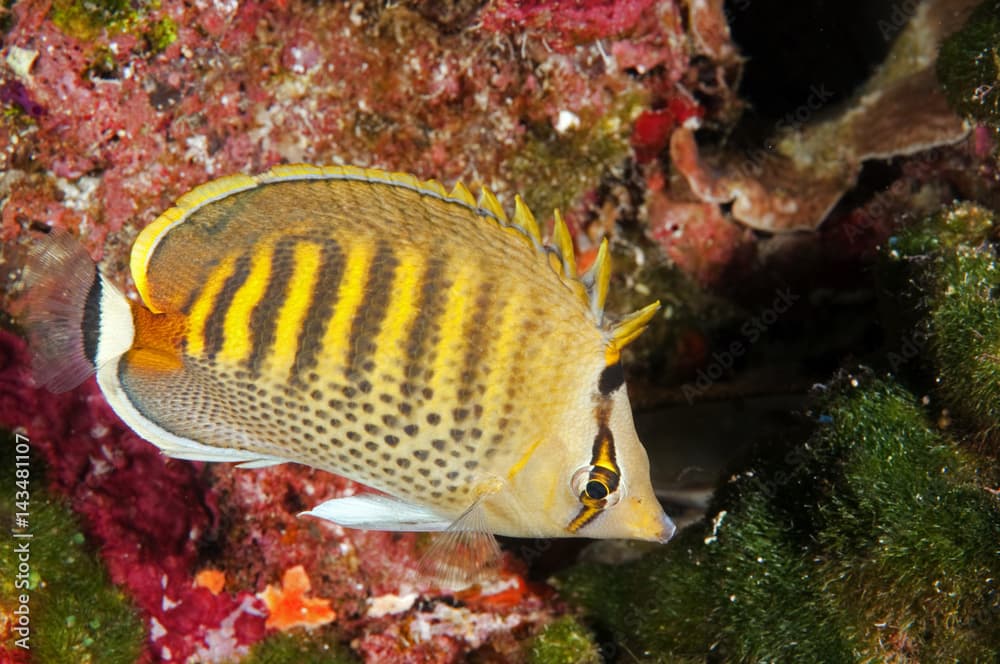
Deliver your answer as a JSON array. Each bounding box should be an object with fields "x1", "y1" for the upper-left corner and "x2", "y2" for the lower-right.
[
  {"x1": 194, "y1": 568, "x2": 226, "y2": 595},
  {"x1": 257, "y1": 564, "x2": 337, "y2": 631}
]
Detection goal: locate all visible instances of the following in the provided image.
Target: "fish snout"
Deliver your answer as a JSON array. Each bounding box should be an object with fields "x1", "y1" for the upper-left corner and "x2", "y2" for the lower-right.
[
  {"x1": 654, "y1": 511, "x2": 677, "y2": 543},
  {"x1": 623, "y1": 495, "x2": 677, "y2": 543}
]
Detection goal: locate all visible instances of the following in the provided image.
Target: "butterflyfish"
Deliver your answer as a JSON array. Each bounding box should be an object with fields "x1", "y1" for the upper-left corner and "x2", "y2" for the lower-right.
[{"x1": 19, "y1": 164, "x2": 676, "y2": 574}]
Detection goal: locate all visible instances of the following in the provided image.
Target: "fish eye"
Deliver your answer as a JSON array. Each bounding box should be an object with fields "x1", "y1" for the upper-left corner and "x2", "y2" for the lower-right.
[
  {"x1": 571, "y1": 466, "x2": 621, "y2": 507},
  {"x1": 585, "y1": 479, "x2": 609, "y2": 500}
]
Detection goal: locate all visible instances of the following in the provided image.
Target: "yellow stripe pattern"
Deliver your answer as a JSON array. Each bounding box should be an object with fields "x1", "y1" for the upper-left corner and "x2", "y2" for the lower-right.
[
  {"x1": 320, "y1": 242, "x2": 375, "y2": 370},
  {"x1": 373, "y1": 249, "x2": 426, "y2": 365},
  {"x1": 219, "y1": 243, "x2": 274, "y2": 363},
  {"x1": 185, "y1": 254, "x2": 237, "y2": 356},
  {"x1": 269, "y1": 242, "x2": 322, "y2": 372}
]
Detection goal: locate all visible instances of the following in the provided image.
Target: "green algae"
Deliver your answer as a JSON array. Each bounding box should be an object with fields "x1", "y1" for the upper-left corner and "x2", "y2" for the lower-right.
[
  {"x1": 0, "y1": 433, "x2": 145, "y2": 663},
  {"x1": 144, "y1": 15, "x2": 178, "y2": 54},
  {"x1": 889, "y1": 201, "x2": 996, "y2": 256},
  {"x1": 50, "y1": 0, "x2": 150, "y2": 41},
  {"x1": 926, "y1": 245, "x2": 1000, "y2": 443},
  {"x1": 889, "y1": 201, "x2": 1000, "y2": 446},
  {"x1": 813, "y1": 379, "x2": 1000, "y2": 660},
  {"x1": 49, "y1": 0, "x2": 176, "y2": 53},
  {"x1": 240, "y1": 630, "x2": 358, "y2": 664},
  {"x1": 527, "y1": 616, "x2": 601, "y2": 664},
  {"x1": 937, "y1": 0, "x2": 1000, "y2": 127},
  {"x1": 557, "y1": 201, "x2": 1000, "y2": 660},
  {"x1": 558, "y1": 376, "x2": 1000, "y2": 661}
]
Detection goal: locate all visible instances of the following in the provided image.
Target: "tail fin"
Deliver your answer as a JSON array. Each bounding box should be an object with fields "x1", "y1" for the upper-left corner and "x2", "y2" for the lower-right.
[{"x1": 20, "y1": 232, "x2": 134, "y2": 393}]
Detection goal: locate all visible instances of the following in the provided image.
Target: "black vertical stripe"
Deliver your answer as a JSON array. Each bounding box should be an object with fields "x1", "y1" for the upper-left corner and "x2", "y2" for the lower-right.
[
  {"x1": 82, "y1": 265, "x2": 102, "y2": 364},
  {"x1": 403, "y1": 256, "x2": 449, "y2": 377},
  {"x1": 291, "y1": 238, "x2": 345, "y2": 384},
  {"x1": 458, "y1": 280, "x2": 494, "y2": 390},
  {"x1": 202, "y1": 254, "x2": 252, "y2": 360},
  {"x1": 346, "y1": 242, "x2": 398, "y2": 374},
  {"x1": 247, "y1": 239, "x2": 298, "y2": 375}
]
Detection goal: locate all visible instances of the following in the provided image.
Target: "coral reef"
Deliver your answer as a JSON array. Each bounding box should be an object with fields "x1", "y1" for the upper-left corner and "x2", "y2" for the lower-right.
[
  {"x1": 0, "y1": 1, "x2": 701, "y2": 656},
  {"x1": 660, "y1": 0, "x2": 974, "y2": 235},
  {"x1": 557, "y1": 201, "x2": 1000, "y2": 660},
  {"x1": 2, "y1": 0, "x2": 1000, "y2": 661},
  {"x1": 0, "y1": 332, "x2": 272, "y2": 661}
]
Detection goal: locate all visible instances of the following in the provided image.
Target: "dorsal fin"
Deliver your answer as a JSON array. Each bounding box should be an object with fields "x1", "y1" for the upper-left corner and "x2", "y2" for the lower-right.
[
  {"x1": 581, "y1": 238, "x2": 612, "y2": 320},
  {"x1": 132, "y1": 163, "x2": 660, "y2": 352}
]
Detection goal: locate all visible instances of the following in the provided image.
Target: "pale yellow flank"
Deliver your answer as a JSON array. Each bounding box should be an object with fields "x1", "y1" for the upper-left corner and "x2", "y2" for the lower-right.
[{"x1": 429, "y1": 265, "x2": 474, "y2": 394}]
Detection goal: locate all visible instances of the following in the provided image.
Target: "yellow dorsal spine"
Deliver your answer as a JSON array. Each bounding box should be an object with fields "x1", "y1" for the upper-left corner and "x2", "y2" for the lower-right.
[
  {"x1": 478, "y1": 188, "x2": 508, "y2": 223},
  {"x1": 512, "y1": 195, "x2": 542, "y2": 243},
  {"x1": 449, "y1": 182, "x2": 477, "y2": 207},
  {"x1": 552, "y1": 210, "x2": 576, "y2": 278},
  {"x1": 583, "y1": 238, "x2": 612, "y2": 321},
  {"x1": 607, "y1": 301, "x2": 661, "y2": 363}
]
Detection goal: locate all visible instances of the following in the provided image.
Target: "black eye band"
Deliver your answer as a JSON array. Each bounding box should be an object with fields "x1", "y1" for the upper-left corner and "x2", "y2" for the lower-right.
[{"x1": 598, "y1": 361, "x2": 625, "y2": 395}]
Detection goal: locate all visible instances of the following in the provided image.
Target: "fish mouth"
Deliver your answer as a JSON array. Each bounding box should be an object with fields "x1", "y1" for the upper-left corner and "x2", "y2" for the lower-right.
[{"x1": 656, "y1": 513, "x2": 678, "y2": 543}]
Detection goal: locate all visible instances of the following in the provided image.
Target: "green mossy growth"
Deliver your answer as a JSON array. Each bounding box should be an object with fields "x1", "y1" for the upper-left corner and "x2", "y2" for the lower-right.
[
  {"x1": 49, "y1": 0, "x2": 169, "y2": 44},
  {"x1": 1, "y1": 0, "x2": 16, "y2": 35},
  {"x1": 889, "y1": 201, "x2": 996, "y2": 257},
  {"x1": 813, "y1": 379, "x2": 1000, "y2": 660},
  {"x1": 144, "y1": 16, "x2": 178, "y2": 54},
  {"x1": 0, "y1": 433, "x2": 145, "y2": 663},
  {"x1": 891, "y1": 201, "x2": 1000, "y2": 446},
  {"x1": 50, "y1": 0, "x2": 146, "y2": 40},
  {"x1": 240, "y1": 630, "x2": 358, "y2": 664},
  {"x1": 936, "y1": 0, "x2": 1000, "y2": 126},
  {"x1": 527, "y1": 616, "x2": 601, "y2": 664},
  {"x1": 927, "y1": 245, "x2": 1000, "y2": 444},
  {"x1": 557, "y1": 376, "x2": 1000, "y2": 661}
]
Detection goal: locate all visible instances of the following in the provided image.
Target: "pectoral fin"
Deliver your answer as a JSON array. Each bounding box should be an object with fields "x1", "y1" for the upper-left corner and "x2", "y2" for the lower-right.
[
  {"x1": 419, "y1": 498, "x2": 502, "y2": 591},
  {"x1": 301, "y1": 493, "x2": 452, "y2": 531}
]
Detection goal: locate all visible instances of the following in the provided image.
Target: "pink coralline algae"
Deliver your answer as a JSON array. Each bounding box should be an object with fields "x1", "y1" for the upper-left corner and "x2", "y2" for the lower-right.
[
  {"x1": 0, "y1": 0, "x2": 701, "y2": 286},
  {"x1": 481, "y1": 0, "x2": 664, "y2": 51},
  {"x1": 0, "y1": 331, "x2": 268, "y2": 661}
]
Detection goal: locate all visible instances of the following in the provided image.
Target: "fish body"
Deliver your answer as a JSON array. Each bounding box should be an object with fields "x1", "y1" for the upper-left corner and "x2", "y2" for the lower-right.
[{"x1": 20, "y1": 164, "x2": 675, "y2": 546}]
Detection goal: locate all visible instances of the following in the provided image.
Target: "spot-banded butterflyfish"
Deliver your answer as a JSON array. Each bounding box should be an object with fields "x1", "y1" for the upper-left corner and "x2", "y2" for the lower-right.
[{"x1": 19, "y1": 164, "x2": 676, "y2": 576}]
